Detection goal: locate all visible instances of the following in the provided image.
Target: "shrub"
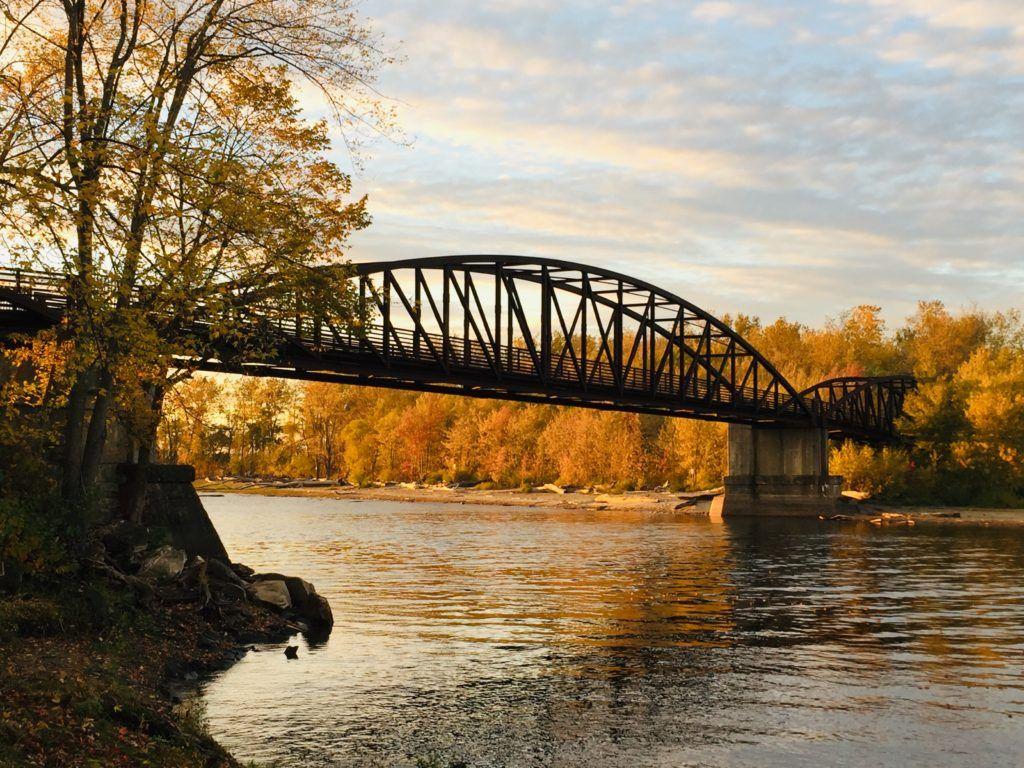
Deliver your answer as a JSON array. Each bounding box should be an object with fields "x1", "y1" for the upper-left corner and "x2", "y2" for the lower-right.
[
  {"x1": 0, "y1": 495, "x2": 81, "y2": 582},
  {"x1": 831, "y1": 441, "x2": 913, "y2": 500}
]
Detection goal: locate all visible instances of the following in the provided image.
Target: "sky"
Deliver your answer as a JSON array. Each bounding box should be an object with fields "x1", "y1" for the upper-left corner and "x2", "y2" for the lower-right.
[{"x1": 336, "y1": 0, "x2": 1024, "y2": 325}]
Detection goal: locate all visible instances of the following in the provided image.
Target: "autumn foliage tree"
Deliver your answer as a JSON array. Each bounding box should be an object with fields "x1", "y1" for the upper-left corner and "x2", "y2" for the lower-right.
[
  {"x1": 158, "y1": 302, "x2": 1024, "y2": 506},
  {"x1": 0, "y1": 0, "x2": 390, "y2": 507}
]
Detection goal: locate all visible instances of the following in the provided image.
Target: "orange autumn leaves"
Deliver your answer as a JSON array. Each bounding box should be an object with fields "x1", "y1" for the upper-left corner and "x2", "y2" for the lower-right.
[
  {"x1": 159, "y1": 379, "x2": 726, "y2": 492},
  {"x1": 158, "y1": 301, "x2": 1024, "y2": 504}
]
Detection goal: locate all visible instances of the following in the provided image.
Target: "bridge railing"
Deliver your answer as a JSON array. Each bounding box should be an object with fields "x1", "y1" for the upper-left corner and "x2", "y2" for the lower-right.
[
  {"x1": 0, "y1": 268, "x2": 67, "y2": 296},
  {"x1": 273, "y1": 312, "x2": 805, "y2": 416}
]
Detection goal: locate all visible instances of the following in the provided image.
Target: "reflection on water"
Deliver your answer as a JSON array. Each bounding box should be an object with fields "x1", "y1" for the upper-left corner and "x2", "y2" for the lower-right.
[{"x1": 200, "y1": 494, "x2": 1024, "y2": 767}]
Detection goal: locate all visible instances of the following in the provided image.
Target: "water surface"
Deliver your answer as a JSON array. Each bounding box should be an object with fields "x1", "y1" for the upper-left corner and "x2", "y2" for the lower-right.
[{"x1": 201, "y1": 494, "x2": 1024, "y2": 767}]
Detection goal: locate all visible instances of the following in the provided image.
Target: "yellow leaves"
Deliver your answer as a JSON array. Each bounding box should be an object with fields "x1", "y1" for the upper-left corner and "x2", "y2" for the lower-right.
[
  {"x1": 903, "y1": 300, "x2": 990, "y2": 378},
  {"x1": 955, "y1": 347, "x2": 1024, "y2": 470},
  {"x1": 831, "y1": 441, "x2": 912, "y2": 498},
  {"x1": 656, "y1": 418, "x2": 727, "y2": 491}
]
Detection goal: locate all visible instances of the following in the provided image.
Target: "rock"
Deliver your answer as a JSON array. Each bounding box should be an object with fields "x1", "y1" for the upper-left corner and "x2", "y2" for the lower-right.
[
  {"x1": 179, "y1": 556, "x2": 212, "y2": 603},
  {"x1": 937, "y1": 512, "x2": 962, "y2": 519},
  {"x1": 842, "y1": 490, "x2": 871, "y2": 501},
  {"x1": 211, "y1": 580, "x2": 247, "y2": 603},
  {"x1": 137, "y1": 546, "x2": 187, "y2": 580},
  {"x1": 231, "y1": 562, "x2": 255, "y2": 579},
  {"x1": 538, "y1": 483, "x2": 566, "y2": 494},
  {"x1": 254, "y1": 573, "x2": 317, "y2": 607},
  {"x1": 297, "y1": 593, "x2": 334, "y2": 629},
  {"x1": 248, "y1": 579, "x2": 292, "y2": 610},
  {"x1": 180, "y1": 555, "x2": 206, "y2": 577},
  {"x1": 677, "y1": 487, "x2": 725, "y2": 501},
  {"x1": 100, "y1": 521, "x2": 149, "y2": 567},
  {"x1": 288, "y1": 578, "x2": 316, "y2": 606},
  {"x1": 207, "y1": 558, "x2": 245, "y2": 585},
  {"x1": 284, "y1": 645, "x2": 299, "y2": 659}
]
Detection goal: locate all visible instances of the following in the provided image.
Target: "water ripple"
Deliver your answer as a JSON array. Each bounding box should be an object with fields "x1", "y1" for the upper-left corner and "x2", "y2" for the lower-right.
[{"x1": 200, "y1": 495, "x2": 1024, "y2": 767}]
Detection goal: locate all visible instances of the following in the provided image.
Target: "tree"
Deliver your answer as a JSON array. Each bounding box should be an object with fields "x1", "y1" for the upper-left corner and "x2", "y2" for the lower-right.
[
  {"x1": 222, "y1": 378, "x2": 292, "y2": 476},
  {"x1": 952, "y1": 347, "x2": 1024, "y2": 502},
  {"x1": 0, "y1": 0, "x2": 391, "y2": 507},
  {"x1": 157, "y1": 375, "x2": 224, "y2": 477},
  {"x1": 295, "y1": 382, "x2": 355, "y2": 479},
  {"x1": 656, "y1": 418, "x2": 726, "y2": 491},
  {"x1": 897, "y1": 301, "x2": 989, "y2": 378},
  {"x1": 539, "y1": 409, "x2": 647, "y2": 489}
]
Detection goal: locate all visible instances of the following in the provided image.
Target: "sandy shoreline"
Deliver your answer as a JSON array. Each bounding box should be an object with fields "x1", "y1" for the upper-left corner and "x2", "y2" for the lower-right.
[
  {"x1": 194, "y1": 480, "x2": 1024, "y2": 527},
  {"x1": 196, "y1": 479, "x2": 707, "y2": 513}
]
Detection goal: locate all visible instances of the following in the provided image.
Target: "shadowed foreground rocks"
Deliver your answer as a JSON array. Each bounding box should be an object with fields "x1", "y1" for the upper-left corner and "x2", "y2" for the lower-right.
[{"x1": 0, "y1": 514, "x2": 333, "y2": 767}]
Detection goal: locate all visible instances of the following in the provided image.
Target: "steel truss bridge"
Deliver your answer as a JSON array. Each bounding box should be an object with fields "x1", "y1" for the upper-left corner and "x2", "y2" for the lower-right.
[{"x1": 0, "y1": 257, "x2": 915, "y2": 442}]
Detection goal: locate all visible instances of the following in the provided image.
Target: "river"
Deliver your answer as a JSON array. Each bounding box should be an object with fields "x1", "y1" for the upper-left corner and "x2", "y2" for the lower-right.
[{"x1": 199, "y1": 493, "x2": 1024, "y2": 767}]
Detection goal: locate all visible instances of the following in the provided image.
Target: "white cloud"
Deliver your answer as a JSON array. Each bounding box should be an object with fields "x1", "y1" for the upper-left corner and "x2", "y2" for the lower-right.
[
  {"x1": 693, "y1": 2, "x2": 737, "y2": 22},
  {"x1": 340, "y1": 0, "x2": 1024, "y2": 324}
]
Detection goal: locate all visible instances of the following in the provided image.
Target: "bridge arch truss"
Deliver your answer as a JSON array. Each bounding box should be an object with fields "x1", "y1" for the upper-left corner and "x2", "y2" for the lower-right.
[
  {"x1": 0, "y1": 258, "x2": 914, "y2": 440},
  {"x1": 268, "y1": 255, "x2": 813, "y2": 424}
]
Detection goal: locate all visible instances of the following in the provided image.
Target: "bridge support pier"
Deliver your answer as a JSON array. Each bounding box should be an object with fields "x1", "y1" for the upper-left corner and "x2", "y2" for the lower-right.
[{"x1": 721, "y1": 424, "x2": 841, "y2": 517}]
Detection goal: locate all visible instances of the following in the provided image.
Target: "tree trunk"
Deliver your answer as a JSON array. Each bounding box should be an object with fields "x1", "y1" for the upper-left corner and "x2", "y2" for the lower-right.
[
  {"x1": 80, "y1": 368, "x2": 114, "y2": 490},
  {"x1": 125, "y1": 384, "x2": 165, "y2": 525},
  {"x1": 60, "y1": 366, "x2": 96, "y2": 500}
]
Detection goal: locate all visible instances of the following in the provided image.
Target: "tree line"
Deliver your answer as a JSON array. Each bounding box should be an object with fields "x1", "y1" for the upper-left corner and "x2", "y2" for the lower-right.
[{"x1": 157, "y1": 302, "x2": 1024, "y2": 506}]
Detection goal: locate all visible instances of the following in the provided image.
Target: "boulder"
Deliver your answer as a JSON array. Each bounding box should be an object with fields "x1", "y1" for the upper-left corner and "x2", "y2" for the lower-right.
[
  {"x1": 179, "y1": 556, "x2": 212, "y2": 603},
  {"x1": 285, "y1": 577, "x2": 316, "y2": 607},
  {"x1": 230, "y1": 562, "x2": 255, "y2": 579},
  {"x1": 211, "y1": 580, "x2": 247, "y2": 603},
  {"x1": 297, "y1": 593, "x2": 334, "y2": 629},
  {"x1": 254, "y1": 573, "x2": 316, "y2": 607},
  {"x1": 137, "y1": 546, "x2": 187, "y2": 580},
  {"x1": 250, "y1": 572, "x2": 333, "y2": 629},
  {"x1": 248, "y1": 579, "x2": 292, "y2": 610}
]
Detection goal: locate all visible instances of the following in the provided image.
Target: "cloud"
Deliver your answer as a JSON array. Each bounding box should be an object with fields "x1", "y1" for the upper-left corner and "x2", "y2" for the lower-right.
[
  {"x1": 692, "y1": 3, "x2": 737, "y2": 22},
  {"x1": 339, "y1": 0, "x2": 1024, "y2": 324}
]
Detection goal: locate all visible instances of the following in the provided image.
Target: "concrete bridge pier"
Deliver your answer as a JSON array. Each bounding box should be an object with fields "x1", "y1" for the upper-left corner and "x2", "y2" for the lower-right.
[{"x1": 721, "y1": 424, "x2": 842, "y2": 517}]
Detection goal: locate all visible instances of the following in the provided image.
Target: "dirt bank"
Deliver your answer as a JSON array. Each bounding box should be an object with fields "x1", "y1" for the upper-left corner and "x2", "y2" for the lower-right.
[{"x1": 0, "y1": 574, "x2": 300, "y2": 767}]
